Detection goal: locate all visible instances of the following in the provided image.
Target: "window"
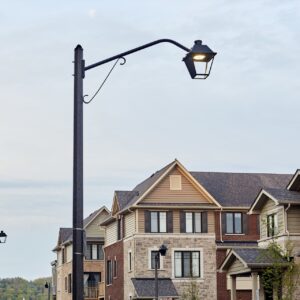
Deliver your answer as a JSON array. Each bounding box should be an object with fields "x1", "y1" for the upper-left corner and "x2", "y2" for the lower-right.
[
  {"x1": 185, "y1": 212, "x2": 202, "y2": 233},
  {"x1": 150, "y1": 212, "x2": 167, "y2": 233},
  {"x1": 267, "y1": 213, "x2": 278, "y2": 237},
  {"x1": 128, "y1": 251, "x2": 132, "y2": 272},
  {"x1": 62, "y1": 248, "x2": 66, "y2": 264},
  {"x1": 113, "y1": 258, "x2": 117, "y2": 278},
  {"x1": 106, "y1": 260, "x2": 112, "y2": 285},
  {"x1": 151, "y1": 251, "x2": 160, "y2": 269},
  {"x1": 117, "y1": 218, "x2": 122, "y2": 240},
  {"x1": 226, "y1": 213, "x2": 242, "y2": 234},
  {"x1": 174, "y1": 251, "x2": 201, "y2": 278},
  {"x1": 65, "y1": 276, "x2": 68, "y2": 292},
  {"x1": 68, "y1": 274, "x2": 72, "y2": 293},
  {"x1": 86, "y1": 243, "x2": 104, "y2": 260}
]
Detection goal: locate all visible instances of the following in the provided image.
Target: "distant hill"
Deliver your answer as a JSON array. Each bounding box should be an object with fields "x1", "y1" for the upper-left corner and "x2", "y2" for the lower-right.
[{"x1": 0, "y1": 277, "x2": 51, "y2": 300}]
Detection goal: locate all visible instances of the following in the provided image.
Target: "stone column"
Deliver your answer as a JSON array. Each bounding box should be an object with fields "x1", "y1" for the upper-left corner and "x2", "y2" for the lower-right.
[
  {"x1": 258, "y1": 274, "x2": 265, "y2": 300},
  {"x1": 252, "y1": 272, "x2": 258, "y2": 300},
  {"x1": 231, "y1": 275, "x2": 237, "y2": 300}
]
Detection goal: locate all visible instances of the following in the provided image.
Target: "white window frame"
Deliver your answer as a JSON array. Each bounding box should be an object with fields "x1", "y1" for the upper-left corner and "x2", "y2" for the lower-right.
[
  {"x1": 148, "y1": 247, "x2": 164, "y2": 270},
  {"x1": 171, "y1": 248, "x2": 204, "y2": 280}
]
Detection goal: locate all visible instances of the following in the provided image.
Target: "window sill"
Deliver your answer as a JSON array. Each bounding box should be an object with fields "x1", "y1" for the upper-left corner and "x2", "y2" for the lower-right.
[
  {"x1": 224, "y1": 233, "x2": 245, "y2": 236},
  {"x1": 148, "y1": 269, "x2": 166, "y2": 271},
  {"x1": 172, "y1": 277, "x2": 204, "y2": 281}
]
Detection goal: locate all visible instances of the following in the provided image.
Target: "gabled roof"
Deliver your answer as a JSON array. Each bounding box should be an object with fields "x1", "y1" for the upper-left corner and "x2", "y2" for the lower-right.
[
  {"x1": 131, "y1": 278, "x2": 179, "y2": 298},
  {"x1": 83, "y1": 206, "x2": 109, "y2": 228},
  {"x1": 192, "y1": 172, "x2": 292, "y2": 207},
  {"x1": 114, "y1": 160, "x2": 222, "y2": 212},
  {"x1": 115, "y1": 191, "x2": 139, "y2": 211},
  {"x1": 109, "y1": 160, "x2": 293, "y2": 214},
  {"x1": 249, "y1": 187, "x2": 300, "y2": 213},
  {"x1": 219, "y1": 248, "x2": 287, "y2": 273},
  {"x1": 287, "y1": 169, "x2": 300, "y2": 191},
  {"x1": 53, "y1": 206, "x2": 109, "y2": 251}
]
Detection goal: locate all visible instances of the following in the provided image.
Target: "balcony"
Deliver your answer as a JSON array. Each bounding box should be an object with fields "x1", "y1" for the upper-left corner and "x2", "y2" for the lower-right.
[{"x1": 83, "y1": 282, "x2": 105, "y2": 299}]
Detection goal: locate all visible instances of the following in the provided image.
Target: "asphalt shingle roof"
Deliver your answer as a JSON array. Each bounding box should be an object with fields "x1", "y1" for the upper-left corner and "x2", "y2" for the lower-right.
[
  {"x1": 116, "y1": 161, "x2": 174, "y2": 211},
  {"x1": 58, "y1": 228, "x2": 72, "y2": 244},
  {"x1": 191, "y1": 172, "x2": 292, "y2": 207},
  {"x1": 234, "y1": 248, "x2": 286, "y2": 266},
  {"x1": 113, "y1": 161, "x2": 293, "y2": 210},
  {"x1": 264, "y1": 188, "x2": 300, "y2": 204},
  {"x1": 131, "y1": 278, "x2": 178, "y2": 298}
]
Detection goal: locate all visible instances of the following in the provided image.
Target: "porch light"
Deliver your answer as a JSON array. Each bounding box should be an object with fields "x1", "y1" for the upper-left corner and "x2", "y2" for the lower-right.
[
  {"x1": 183, "y1": 40, "x2": 217, "y2": 79},
  {"x1": 0, "y1": 230, "x2": 7, "y2": 243}
]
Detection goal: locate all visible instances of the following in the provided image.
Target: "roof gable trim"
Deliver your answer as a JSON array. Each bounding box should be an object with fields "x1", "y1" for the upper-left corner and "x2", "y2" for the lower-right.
[
  {"x1": 249, "y1": 189, "x2": 279, "y2": 214},
  {"x1": 133, "y1": 159, "x2": 222, "y2": 208}
]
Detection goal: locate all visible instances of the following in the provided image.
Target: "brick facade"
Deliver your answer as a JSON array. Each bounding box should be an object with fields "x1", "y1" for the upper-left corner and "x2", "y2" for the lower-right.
[
  {"x1": 215, "y1": 212, "x2": 259, "y2": 300},
  {"x1": 105, "y1": 240, "x2": 124, "y2": 300}
]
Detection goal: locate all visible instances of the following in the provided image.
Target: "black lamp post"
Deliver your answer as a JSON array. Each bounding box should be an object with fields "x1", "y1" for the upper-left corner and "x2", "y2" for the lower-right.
[
  {"x1": 72, "y1": 39, "x2": 216, "y2": 300},
  {"x1": 155, "y1": 244, "x2": 168, "y2": 300},
  {"x1": 0, "y1": 230, "x2": 7, "y2": 244},
  {"x1": 45, "y1": 282, "x2": 51, "y2": 300}
]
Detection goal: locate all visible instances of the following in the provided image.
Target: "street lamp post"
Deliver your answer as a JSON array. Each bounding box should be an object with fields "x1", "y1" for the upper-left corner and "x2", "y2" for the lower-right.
[
  {"x1": 0, "y1": 230, "x2": 7, "y2": 244},
  {"x1": 72, "y1": 39, "x2": 216, "y2": 300},
  {"x1": 155, "y1": 245, "x2": 168, "y2": 300}
]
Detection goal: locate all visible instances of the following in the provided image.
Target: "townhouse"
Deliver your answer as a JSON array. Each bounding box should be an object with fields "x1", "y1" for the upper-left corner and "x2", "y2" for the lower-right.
[
  {"x1": 220, "y1": 169, "x2": 300, "y2": 299},
  {"x1": 101, "y1": 159, "x2": 293, "y2": 300},
  {"x1": 52, "y1": 206, "x2": 109, "y2": 300}
]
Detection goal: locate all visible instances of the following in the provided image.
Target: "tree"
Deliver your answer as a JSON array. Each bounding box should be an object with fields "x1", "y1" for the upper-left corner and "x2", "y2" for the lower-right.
[
  {"x1": 181, "y1": 279, "x2": 201, "y2": 300},
  {"x1": 261, "y1": 240, "x2": 300, "y2": 300}
]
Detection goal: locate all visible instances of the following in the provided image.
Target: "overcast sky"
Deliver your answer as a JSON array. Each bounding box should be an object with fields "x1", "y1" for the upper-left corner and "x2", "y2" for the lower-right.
[{"x1": 0, "y1": 0, "x2": 299, "y2": 280}]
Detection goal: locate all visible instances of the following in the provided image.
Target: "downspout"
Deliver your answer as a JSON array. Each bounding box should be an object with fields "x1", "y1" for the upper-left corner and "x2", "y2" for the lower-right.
[
  {"x1": 285, "y1": 203, "x2": 291, "y2": 236},
  {"x1": 220, "y1": 208, "x2": 224, "y2": 243}
]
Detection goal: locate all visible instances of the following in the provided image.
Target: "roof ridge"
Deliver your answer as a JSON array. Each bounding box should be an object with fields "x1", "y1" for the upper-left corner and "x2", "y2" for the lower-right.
[{"x1": 191, "y1": 171, "x2": 292, "y2": 176}]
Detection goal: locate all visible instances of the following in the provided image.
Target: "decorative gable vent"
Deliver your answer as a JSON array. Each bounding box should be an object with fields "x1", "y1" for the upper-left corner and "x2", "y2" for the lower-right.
[{"x1": 170, "y1": 175, "x2": 182, "y2": 190}]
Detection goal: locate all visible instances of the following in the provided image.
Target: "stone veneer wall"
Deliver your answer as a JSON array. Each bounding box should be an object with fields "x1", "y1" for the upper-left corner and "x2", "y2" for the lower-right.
[{"x1": 124, "y1": 234, "x2": 217, "y2": 300}]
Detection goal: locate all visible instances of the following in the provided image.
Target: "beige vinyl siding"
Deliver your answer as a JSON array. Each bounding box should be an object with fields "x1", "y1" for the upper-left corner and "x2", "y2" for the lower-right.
[
  {"x1": 227, "y1": 276, "x2": 252, "y2": 290},
  {"x1": 228, "y1": 258, "x2": 246, "y2": 274},
  {"x1": 66, "y1": 245, "x2": 72, "y2": 263},
  {"x1": 260, "y1": 199, "x2": 284, "y2": 239},
  {"x1": 140, "y1": 167, "x2": 212, "y2": 204},
  {"x1": 137, "y1": 209, "x2": 145, "y2": 233},
  {"x1": 137, "y1": 208, "x2": 215, "y2": 234},
  {"x1": 106, "y1": 221, "x2": 117, "y2": 245},
  {"x1": 57, "y1": 251, "x2": 62, "y2": 266},
  {"x1": 125, "y1": 212, "x2": 136, "y2": 237},
  {"x1": 287, "y1": 206, "x2": 300, "y2": 233},
  {"x1": 85, "y1": 211, "x2": 108, "y2": 238},
  {"x1": 207, "y1": 211, "x2": 215, "y2": 233},
  {"x1": 173, "y1": 210, "x2": 180, "y2": 233}
]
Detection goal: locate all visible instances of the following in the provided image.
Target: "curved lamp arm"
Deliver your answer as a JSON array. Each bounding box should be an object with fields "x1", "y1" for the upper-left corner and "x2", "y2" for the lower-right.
[{"x1": 84, "y1": 39, "x2": 190, "y2": 71}]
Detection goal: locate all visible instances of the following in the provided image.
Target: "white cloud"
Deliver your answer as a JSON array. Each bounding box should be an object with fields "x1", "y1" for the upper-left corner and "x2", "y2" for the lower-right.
[{"x1": 88, "y1": 9, "x2": 96, "y2": 19}]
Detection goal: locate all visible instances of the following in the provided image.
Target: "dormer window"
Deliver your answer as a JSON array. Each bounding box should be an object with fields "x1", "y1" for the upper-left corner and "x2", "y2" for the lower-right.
[{"x1": 170, "y1": 175, "x2": 182, "y2": 190}]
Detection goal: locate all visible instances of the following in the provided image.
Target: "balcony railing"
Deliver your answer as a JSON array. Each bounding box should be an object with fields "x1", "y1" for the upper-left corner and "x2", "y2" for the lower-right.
[
  {"x1": 83, "y1": 282, "x2": 105, "y2": 299},
  {"x1": 84, "y1": 286, "x2": 98, "y2": 299}
]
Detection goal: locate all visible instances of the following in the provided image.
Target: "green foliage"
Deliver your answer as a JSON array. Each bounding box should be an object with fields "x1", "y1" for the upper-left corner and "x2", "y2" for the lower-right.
[
  {"x1": 0, "y1": 277, "x2": 51, "y2": 300},
  {"x1": 181, "y1": 279, "x2": 201, "y2": 300},
  {"x1": 261, "y1": 241, "x2": 300, "y2": 300}
]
